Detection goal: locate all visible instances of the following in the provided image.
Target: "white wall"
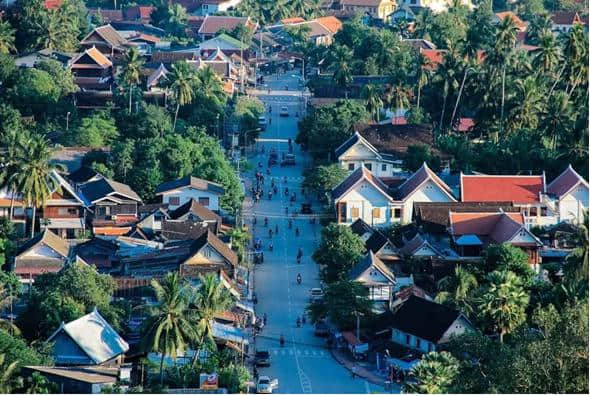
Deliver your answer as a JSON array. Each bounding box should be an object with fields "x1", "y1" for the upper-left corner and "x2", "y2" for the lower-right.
[
  {"x1": 162, "y1": 188, "x2": 221, "y2": 212},
  {"x1": 438, "y1": 316, "x2": 472, "y2": 343},
  {"x1": 558, "y1": 184, "x2": 588, "y2": 223},
  {"x1": 339, "y1": 181, "x2": 400, "y2": 227},
  {"x1": 24, "y1": 244, "x2": 63, "y2": 259},
  {"x1": 392, "y1": 328, "x2": 435, "y2": 353},
  {"x1": 339, "y1": 142, "x2": 403, "y2": 177},
  {"x1": 402, "y1": 180, "x2": 455, "y2": 223}
]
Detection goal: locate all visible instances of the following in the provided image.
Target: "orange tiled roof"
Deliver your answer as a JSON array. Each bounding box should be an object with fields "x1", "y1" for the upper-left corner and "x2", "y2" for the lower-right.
[
  {"x1": 282, "y1": 17, "x2": 306, "y2": 24},
  {"x1": 495, "y1": 11, "x2": 527, "y2": 31},
  {"x1": 461, "y1": 174, "x2": 545, "y2": 204},
  {"x1": 93, "y1": 226, "x2": 132, "y2": 236},
  {"x1": 315, "y1": 16, "x2": 343, "y2": 34}
]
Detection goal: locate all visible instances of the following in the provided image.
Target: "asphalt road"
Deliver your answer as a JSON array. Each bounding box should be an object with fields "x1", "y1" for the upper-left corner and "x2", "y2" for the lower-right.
[{"x1": 242, "y1": 72, "x2": 385, "y2": 394}]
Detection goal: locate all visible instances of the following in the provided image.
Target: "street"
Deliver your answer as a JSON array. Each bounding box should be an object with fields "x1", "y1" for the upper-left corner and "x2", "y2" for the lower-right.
[{"x1": 242, "y1": 72, "x2": 385, "y2": 394}]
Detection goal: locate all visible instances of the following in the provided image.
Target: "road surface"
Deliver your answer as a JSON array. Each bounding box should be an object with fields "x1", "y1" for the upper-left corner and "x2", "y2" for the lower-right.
[{"x1": 241, "y1": 72, "x2": 386, "y2": 394}]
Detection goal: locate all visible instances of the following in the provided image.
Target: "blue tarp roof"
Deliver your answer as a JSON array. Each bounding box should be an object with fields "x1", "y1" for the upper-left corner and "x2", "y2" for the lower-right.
[{"x1": 455, "y1": 234, "x2": 483, "y2": 246}]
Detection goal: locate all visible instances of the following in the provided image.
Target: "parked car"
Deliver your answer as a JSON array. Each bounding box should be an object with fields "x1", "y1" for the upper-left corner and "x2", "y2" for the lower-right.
[
  {"x1": 256, "y1": 376, "x2": 278, "y2": 394},
  {"x1": 309, "y1": 288, "x2": 323, "y2": 302},
  {"x1": 254, "y1": 351, "x2": 271, "y2": 367},
  {"x1": 258, "y1": 116, "x2": 267, "y2": 129},
  {"x1": 279, "y1": 106, "x2": 289, "y2": 117},
  {"x1": 280, "y1": 154, "x2": 296, "y2": 166},
  {"x1": 314, "y1": 320, "x2": 329, "y2": 337},
  {"x1": 301, "y1": 202, "x2": 312, "y2": 214}
]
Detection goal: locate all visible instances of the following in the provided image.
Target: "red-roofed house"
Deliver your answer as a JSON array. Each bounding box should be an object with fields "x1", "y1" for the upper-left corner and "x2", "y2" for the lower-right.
[
  {"x1": 331, "y1": 163, "x2": 456, "y2": 226},
  {"x1": 449, "y1": 211, "x2": 543, "y2": 266},
  {"x1": 197, "y1": 16, "x2": 256, "y2": 40},
  {"x1": 546, "y1": 165, "x2": 588, "y2": 224},
  {"x1": 494, "y1": 11, "x2": 527, "y2": 32},
  {"x1": 454, "y1": 117, "x2": 475, "y2": 133},
  {"x1": 460, "y1": 173, "x2": 557, "y2": 227},
  {"x1": 550, "y1": 11, "x2": 587, "y2": 33},
  {"x1": 124, "y1": 6, "x2": 155, "y2": 23},
  {"x1": 44, "y1": 0, "x2": 61, "y2": 9},
  {"x1": 420, "y1": 48, "x2": 446, "y2": 69},
  {"x1": 68, "y1": 47, "x2": 113, "y2": 91}
]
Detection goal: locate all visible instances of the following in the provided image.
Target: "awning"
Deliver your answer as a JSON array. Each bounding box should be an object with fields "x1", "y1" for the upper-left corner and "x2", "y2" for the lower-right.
[
  {"x1": 212, "y1": 322, "x2": 248, "y2": 345},
  {"x1": 455, "y1": 234, "x2": 483, "y2": 246},
  {"x1": 45, "y1": 218, "x2": 85, "y2": 229}
]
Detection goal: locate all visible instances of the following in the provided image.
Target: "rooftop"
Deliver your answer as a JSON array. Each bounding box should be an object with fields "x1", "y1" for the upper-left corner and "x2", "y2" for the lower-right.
[{"x1": 460, "y1": 173, "x2": 545, "y2": 204}]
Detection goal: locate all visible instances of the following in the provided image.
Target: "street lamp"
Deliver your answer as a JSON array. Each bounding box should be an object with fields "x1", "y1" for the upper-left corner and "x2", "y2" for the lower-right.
[
  {"x1": 449, "y1": 67, "x2": 476, "y2": 131},
  {"x1": 66, "y1": 111, "x2": 71, "y2": 131}
]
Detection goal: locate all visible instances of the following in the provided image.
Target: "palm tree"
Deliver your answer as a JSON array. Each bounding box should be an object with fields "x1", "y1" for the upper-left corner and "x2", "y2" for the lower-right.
[
  {"x1": 413, "y1": 9, "x2": 434, "y2": 41},
  {"x1": 374, "y1": 31, "x2": 399, "y2": 74},
  {"x1": 494, "y1": 16, "x2": 518, "y2": 131},
  {"x1": 384, "y1": 85, "x2": 412, "y2": 118},
  {"x1": 9, "y1": 134, "x2": 62, "y2": 238},
  {"x1": 121, "y1": 47, "x2": 145, "y2": 113},
  {"x1": 196, "y1": 66, "x2": 225, "y2": 104},
  {"x1": 141, "y1": 272, "x2": 197, "y2": 385},
  {"x1": 167, "y1": 61, "x2": 198, "y2": 133},
  {"x1": 362, "y1": 84, "x2": 383, "y2": 122},
  {"x1": 526, "y1": 13, "x2": 552, "y2": 45},
  {"x1": 0, "y1": 353, "x2": 18, "y2": 394},
  {"x1": 507, "y1": 76, "x2": 544, "y2": 132},
  {"x1": 478, "y1": 270, "x2": 529, "y2": 343},
  {"x1": 165, "y1": 3, "x2": 188, "y2": 37},
  {"x1": 328, "y1": 44, "x2": 353, "y2": 88},
  {"x1": 415, "y1": 54, "x2": 432, "y2": 110},
  {"x1": 539, "y1": 91, "x2": 573, "y2": 150},
  {"x1": 403, "y1": 351, "x2": 460, "y2": 394},
  {"x1": 188, "y1": 273, "x2": 233, "y2": 366},
  {"x1": 435, "y1": 266, "x2": 478, "y2": 316},
  {"x1": 433, "y1": 53, "x2": 462, "y2": 132},
  {"x1": 0, "y1": 20, "x2": 15, "y2": 54},
  {"x1": 532, "y1": 31, "x2": 561, "y2": 75}
]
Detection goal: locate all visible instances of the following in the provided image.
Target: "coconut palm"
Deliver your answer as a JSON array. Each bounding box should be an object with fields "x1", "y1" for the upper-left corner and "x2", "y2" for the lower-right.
[
  {"x1": 328, "y1": 44, "x2": 353, "y2": 88},
  {"x1": 403, "y1": 351, "x2": 460, "y2": 394},
  {"x1": 478, "y1": 270, "x2": 529, "y2": 343},
  {"x1": 189, "y1": 273, "x2": 234, "y2": 367},
  {"x1": 362, "y1": 84, "x2": 383, "y2": 122},
  {"x1": 9, "y1": 134, "x2": 62, "y2": 238},
  {"x1": 433, "y1": 53, "x2": 462, "y2": 132},
  {"x1": 165, "y1": 3, "x2": 188, "y2": 37},
  {"x1": 507, "y1": 76, "x2": 544, "y2": 132},
  {"x1": 415, "y1": 54, "x2": 432, "y2": 110},
  {"x1": 196, "y1": 66, "x2": 225, "y2": 104},
  {"x1": 374, "y1": 31, "x2": 399, "y2": 74},
  {"x1": 494, "y1": 16, "x2": 518, "y2": 130},
  {"x1": 539, "y1": 91, "x2": 573, "y2": 150},
  {"x1": 532, "y1": 31, "x2": 561, "y2": 75},
  {"x1": 167, "y1": 61, "x2": 198, "y2": 133},
  {"x1": 141, "y1": 272, "x2": 197, "y2": 385},
  {"x1": 435, "y1": 266, "x2": 478, "y2": 316},
  {"x1": 121, "y1": 47, "x2": 145, "y2": 113},
  {"x1": 0, "y1": 20, "x2": 15, "y2": 54},
  {"x1": 413, "y1": 9, "x2": 434, "y2": 41}
]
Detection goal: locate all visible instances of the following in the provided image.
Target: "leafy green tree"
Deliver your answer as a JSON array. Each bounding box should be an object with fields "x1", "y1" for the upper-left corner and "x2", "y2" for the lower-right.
[
  {"x1": 403, "y1": 144, "x2": 441, "y2": 172},
  {"x1": 0, "y1": 270, "x2": 20, "y2": 335},
  {"x1": 306, "y1": 280, "x2": 373, "y2": 329},
  {"x1": 23, "y1": 371, "x2": 57, "y2": 394},
  {"x1": 17, "y1": 262, "x2": 120, "y2": 340},
  {"x1": 141, "y1": 272, "x2": 196, "y2": 385},
  {"x1": 218, "y1": 363, "x2": 251, "y2": 393},
  {"x1": 8, "y1": 69, "x2": 62, "y2": 116},
  {"x1": 121, "y1": 47, "x2": 145, "y2": 113},
  {"x1": 436, "y1": 266, "x2": 478, "y2": 316},
  {"x1": 403, "y1": 351, "x2": 460, "y2": 394},
  {"x1": 0, "y1": 352, "x2": 19, "y2": 393},
  {"x1": 167, "y1": 61, "x2": 198, "y2": 132},
  {"x1": 0, "y1": 20, "x2": 15, "y2": 54},
  {"x1": 0, "y1": 124, "x2": 27, "y2": 222},
  {"x1": 234, "y1": 96, "x2": 264, "y2": 144},
  {"x1": 328, "y1": 44, "x2": 354, "y2": 88},
  {"x1": 0, "y1": 329, "x2": 52, "y2": 385},
  {"x1": 313, "y1": 224, "x2": 366, "y2": 283},
  {"x1": 302, "y1": 164, "x2": 348, "y2": 202},
  {"x1": 478, "y1": 270, "x2": 529, "y2": 342},
  {"x1": 481, "y1": 243, "x2": 534, "y2": 282},
  {"x1": 67, "y1": 111, "x2": 119, "y2": 147}
]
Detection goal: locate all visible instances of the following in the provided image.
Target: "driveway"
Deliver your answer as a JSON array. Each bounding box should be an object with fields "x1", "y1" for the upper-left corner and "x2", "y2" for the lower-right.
[{"x1": 241, "y1": 72, "x2": 386, "y2": 394}]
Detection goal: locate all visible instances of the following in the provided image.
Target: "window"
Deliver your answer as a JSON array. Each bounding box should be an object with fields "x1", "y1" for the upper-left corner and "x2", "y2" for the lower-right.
[
  {"x1": 416, "y1": 338, "x2": 421, "y2": 348},
  {"x1": 339, "y1": 203, "x2": 347, "y2": 220},
  {"x1": 58, "y1": 208, "x2": 67, "y2": 215},
  {"x1": 365, "y1": 163, "x2": 372, "y2": 171},
  {"x1": 529, "y1": 207, "x2": 538, "y2": 216},
  {"x1": 97, "y1": 207, "x2": 107, "y2": 216},
  {"x1": 67, "y1": 208, "x2": 77, "y2": 215},
  {"x1": 199, "y1": 197, "x2": 210, "y2": 207},
  {"x1": 169, "y1": 196, "x2": 180, "y2": 206},
  {"x1": 348, "y1": 163, "x2": 355, "y2": 171},
  {"x1": 405, "y1": 334, "x2": 411, "y2": 345},
  {"x1": 394, "y1": 208, "x2": 402, "y2": 218},
  {"x1": 351, "y1": 207, "x2": 360, "y2": 218},
  {"x1": 372, "y1": 208, "x2": 381, "y2": 218},
  {"x1": 381, "y1": 164, "x2": 387, "y2": 172}
]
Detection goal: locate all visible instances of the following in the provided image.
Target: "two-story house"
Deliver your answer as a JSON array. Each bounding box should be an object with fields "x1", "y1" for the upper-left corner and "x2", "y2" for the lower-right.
[
  {"x1": 155, "y1": 176, "x2": 225, "y2": 213},
  {"x1": 197, "y1": 16, "x2": 256, "y2": 40},
  {"x1": 332, "y1": 163, "x2": 456, "y2": 227},
  {"x1": 41, "y1": 171, "x2": 89, "y2": 239},
  {"x1": 13, "y1": 229, "x2": 71, "y2": 284},
  {"x1": 335, "y1": 124, "x2": 449, "y2": 177},
  {"x1": 79, "y1": 176, "x2": 143, "y2": 228},
  {"x1": 68, "y1": 47, "x2": 114, "y2": 91},
  {"x1": 550, "y1": 11, "x2": 587, "y2": 33},
  {"x1": 390, "y1": 295, "x2": 473, "y2": 353},
  {"x1": 80, "y1": 24, "x2": 129, "y2": 58},
  {"x1": 339, "y1": 0, "x2": 396, "y2": 20},
  {"x1": 349, "y1": 251, "x2": 397, "y2": 313},
  {"x1": 546, "y1": 165, "x2": 588, "y2": 225}
]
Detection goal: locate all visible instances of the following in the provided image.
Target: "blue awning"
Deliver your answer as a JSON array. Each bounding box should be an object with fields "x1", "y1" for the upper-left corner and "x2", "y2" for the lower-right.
[{"x1": 455, "y1": 234, "x2": 483, "y2": 246}]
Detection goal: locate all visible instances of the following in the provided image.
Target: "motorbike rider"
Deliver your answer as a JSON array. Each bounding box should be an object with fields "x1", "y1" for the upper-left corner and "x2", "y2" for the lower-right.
[
  {"x1": 269, "y1": 228, "x2": 273, "y2": 238},
  {"x1": 264, "y1": 217, "x2": 268, "y2": 227},
  {"x1": 280, "y1": 334, "x2": 285, "y2": 347},
  {"x1": 296, "y1": 273, "x2": 302, "y2": 284},
  {"x1": 275, "y1": 224, "x2": 278, "y2": 235},
  {"x1": 269, "y1": 242, "x2": 273, "y2": 251},
  {"x1": 296, "y1": 317, "x2": 301, "y2": 327},
  {"x1": 295, "y1": 227, "x2": 300, "y2": 237}
]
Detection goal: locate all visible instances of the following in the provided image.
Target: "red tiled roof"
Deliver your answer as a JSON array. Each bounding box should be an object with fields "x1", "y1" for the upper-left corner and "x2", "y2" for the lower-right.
[
  {"x1": 282, "y1": 17, "x2": 306, "y2": 24},
  {"x1": 546, "y1": 165, "x2": 588, "y2": 198},
  {"x1": 392, "y1": 116, "x2": 407, "y2": 125},
  {"x1": 198, "y1": 16, "x2": 251, "y2": 35},
  {"x1": 88, "y1": 8, "x2": 124, "y2": 23},
  {"x1": 449, "y1": 211, "x2": 525, "y2": 243},
  {"x1": 93, "y1": 226, "x2": 132, "y2": 236},
  {"x1": 340, "y1": 0, "x2": 382, "y2": 6},
  {"x1": 124, "y1": 6, "x2": 155, "y2": 21},
  {"x1": 495, "y1": 11, "x2": 527, "y2": 31},
  {"x1": 461, "y1": 174, "x2": 545, "y2": 204},
  {"x1": 550, "y1": 11, "x2": 583, "y2": 25},
  {"x1": 420, "y1": 49, "x2": 446, "y2": 69},
  {"x1": 44, "y1": 0, "x2": 61, "y2": 9},
  {"x1": 315, "y1": 16, "x2": 343, "y2": 33},
  {"x1": 397, "y1": 163, "x2": 455, "y2": 201}
]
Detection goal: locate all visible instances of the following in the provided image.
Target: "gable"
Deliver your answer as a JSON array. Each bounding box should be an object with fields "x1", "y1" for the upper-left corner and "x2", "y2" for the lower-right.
[
  {"x1": 52, "y1": 330, "x2": 94, "y2": 365},
  {"x1": 340, "y1": 140, "x2": 379, "y2": 160},
  {"x1": 185, "y1": 244, "x2": 226, "y2": 265},
  {"x1": 377, "y1": 241, "x2": 397, "y2": 255},
  {"x1": 84, "y1": 32, "x2": 107, "y2": 44},
  {"x1": 340, "y1": 179, "x2": 391, "y2": 204},
  {"x1": 439, "y1": 316, "x2": 473, "y2": 344},
  {"x1": 74, "y1": 53, "x2": 101, "y2": 66},
  {"x1": 509, "y1": 228, "x2": 540, "y2": 244},
  {"x1": 21, "y1": 243, "x2": 63, "y2": 259},
  {"x1": 406, "y1": 180, "x2": 455, "y2": 203},
  {"x1": 562, "y1": 183, "x2": 589, "y2": 203},
  {"x1": 356, "y1": 264, "x2": 393, "y2": 284}
]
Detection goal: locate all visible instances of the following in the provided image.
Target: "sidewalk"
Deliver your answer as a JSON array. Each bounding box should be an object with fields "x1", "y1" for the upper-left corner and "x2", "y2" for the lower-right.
[{"x1": 331, "y1": 348, "x2": 386, "y2": 387}]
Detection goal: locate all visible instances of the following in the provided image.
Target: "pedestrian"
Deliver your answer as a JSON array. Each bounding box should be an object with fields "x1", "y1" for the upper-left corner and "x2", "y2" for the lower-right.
[
  {"x1": 351, "y1": 365, "x2": 358, "y2": 379},
  {"x1": 275, "y1": 224, "x2": 278, "y2": 235}
]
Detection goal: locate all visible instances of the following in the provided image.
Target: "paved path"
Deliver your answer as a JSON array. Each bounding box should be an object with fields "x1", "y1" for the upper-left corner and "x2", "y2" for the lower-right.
[{"x1": 241, "y1": 72, "x2": 388, "y2": 394}]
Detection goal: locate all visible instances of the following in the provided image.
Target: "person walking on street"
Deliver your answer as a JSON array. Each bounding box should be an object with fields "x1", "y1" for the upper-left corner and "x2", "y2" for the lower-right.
[{"x1": 351, "y1": 365, "x2": 358, "y2": 379}]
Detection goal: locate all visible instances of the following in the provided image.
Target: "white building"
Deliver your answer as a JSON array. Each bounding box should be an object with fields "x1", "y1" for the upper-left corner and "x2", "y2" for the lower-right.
[
  {"x1": 546, "y1": 165, "x2": 589, "y2": 224},
  {"x1": 155, "y1": 176, "x2": 225, "y2": 212},
  {"x1": 331, "y1": 163, "x2": 456, "y2": 227}
]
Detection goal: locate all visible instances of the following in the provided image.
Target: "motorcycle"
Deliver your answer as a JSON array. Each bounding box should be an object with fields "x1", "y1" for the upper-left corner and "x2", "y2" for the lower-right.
[
  {"x1": 296, "y1": 318, "x2": 301, "y2": 327},
  {"x1": 280, "y1": 335, "x2": 285, "y2": 347},
  {"x1": 296, "y1": 273, "x2": 302, "y2": 285},
  {"x1": 295, "y1": 227, "x2": 300, "y2": 237}
]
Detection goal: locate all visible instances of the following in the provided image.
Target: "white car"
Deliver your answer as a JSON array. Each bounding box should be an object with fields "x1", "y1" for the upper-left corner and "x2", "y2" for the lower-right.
[
  {"x1": 310, "y1": 288, "x2": 323, "y2": 302},
  {"x1": 256, "y1": 376, "x2": 278, "y2": 394},
  {"x1": 279, "y1": 106, "x2": 289, "y2": 117}
]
